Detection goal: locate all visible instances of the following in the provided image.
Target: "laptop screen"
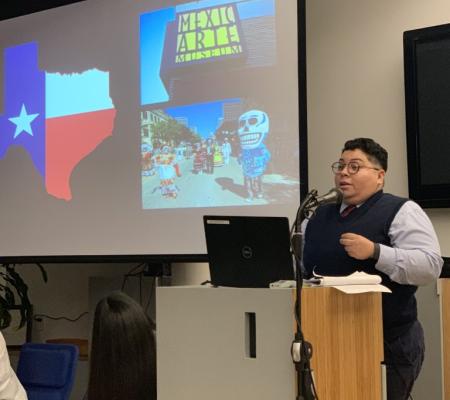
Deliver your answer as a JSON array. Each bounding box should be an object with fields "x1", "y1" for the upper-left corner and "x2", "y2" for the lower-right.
[{"x1": 203, "y1": 215, "x2": 294, "y2": 288}]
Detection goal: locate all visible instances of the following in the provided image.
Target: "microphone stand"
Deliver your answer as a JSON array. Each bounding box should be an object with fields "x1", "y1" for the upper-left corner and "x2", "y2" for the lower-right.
[{"x1": 291, "y1": 190, "x2": 319, "y2": 400}]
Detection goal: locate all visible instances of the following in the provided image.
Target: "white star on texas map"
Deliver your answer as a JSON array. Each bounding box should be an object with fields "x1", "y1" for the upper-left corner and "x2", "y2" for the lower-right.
[{"x1": 8, "y1": 104, "x2": 40, "y2": 139}]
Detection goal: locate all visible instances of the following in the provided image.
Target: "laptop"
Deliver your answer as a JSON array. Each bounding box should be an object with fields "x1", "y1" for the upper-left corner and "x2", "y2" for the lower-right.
[{"x1": 203, "y1": 215, "x2": 294, "y2": 288}]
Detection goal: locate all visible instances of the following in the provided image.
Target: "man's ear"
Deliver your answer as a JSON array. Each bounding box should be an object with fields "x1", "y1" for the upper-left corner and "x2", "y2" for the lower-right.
[{"x1": 377, "y1": 169, "x2": 386, "y2": 188}]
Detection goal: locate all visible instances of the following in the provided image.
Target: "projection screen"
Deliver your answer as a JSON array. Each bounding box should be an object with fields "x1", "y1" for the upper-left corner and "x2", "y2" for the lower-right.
[{"x1": 0, "y1": 0, "x2": 307, "y2": 262}]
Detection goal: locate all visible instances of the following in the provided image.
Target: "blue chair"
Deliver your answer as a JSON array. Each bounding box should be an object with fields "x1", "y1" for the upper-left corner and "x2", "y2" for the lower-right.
[{"x1": 17, "y1": 342, "x2": 79, "y2": 400}]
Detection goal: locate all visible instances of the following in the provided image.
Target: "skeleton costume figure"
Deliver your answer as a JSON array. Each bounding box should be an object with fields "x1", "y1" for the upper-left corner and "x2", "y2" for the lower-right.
[
  {"x1": 154, "y1": 146, "x2": 179, "y2": 198},
  {"x1": 238, "y1": 110, "x2": 271, "y2": 201},
  {"x1": 141, "y1": 142, "x2": 154, "y2": 176}
]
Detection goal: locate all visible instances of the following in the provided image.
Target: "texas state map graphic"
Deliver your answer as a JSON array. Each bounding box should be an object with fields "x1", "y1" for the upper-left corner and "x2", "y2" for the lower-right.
[{"x1": 0, "y1": 42, "x2": 116, "y2": 201}]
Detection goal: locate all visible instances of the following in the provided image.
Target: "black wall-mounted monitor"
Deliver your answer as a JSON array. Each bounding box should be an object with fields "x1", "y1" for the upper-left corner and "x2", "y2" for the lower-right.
[{"x1": 404, "y1": 24, "x2": 450, "y2": 208}]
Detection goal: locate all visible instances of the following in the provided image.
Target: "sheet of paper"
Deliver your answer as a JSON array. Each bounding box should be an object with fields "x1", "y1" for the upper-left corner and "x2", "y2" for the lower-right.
[
  {"x1": 319, "y1": 271, "x2": 382, "y2": 286},
  {"x1": 331, "y1": 284, "x2": 392, "y2": 294}
]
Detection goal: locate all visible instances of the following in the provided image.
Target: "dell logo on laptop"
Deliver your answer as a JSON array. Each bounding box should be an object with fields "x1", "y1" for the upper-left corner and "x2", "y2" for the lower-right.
[{"x1": 241, "y1": 245, "x2": 253, "y2": 259}]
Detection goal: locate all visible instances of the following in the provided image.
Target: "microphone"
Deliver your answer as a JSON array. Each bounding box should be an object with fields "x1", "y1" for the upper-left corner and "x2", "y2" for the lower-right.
[
  {"x1": 312, "y1": 187, "x2": 343, "y2": 207},
  {"x1": 293, "y1": 188, "x2": 343, "y2": 233}
]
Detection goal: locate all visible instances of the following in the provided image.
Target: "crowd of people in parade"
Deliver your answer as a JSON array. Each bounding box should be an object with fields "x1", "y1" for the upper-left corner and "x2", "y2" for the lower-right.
[
  {"x1": 142, "y1": 109, "x2": 272, "y2": 202},
  {"x1": 141, "y1": 136, "x2": 236, "y2": 199}
]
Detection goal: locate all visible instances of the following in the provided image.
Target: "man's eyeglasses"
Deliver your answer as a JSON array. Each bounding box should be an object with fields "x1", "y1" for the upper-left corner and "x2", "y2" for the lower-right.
[{"x1": 331, "y1": 161, "x2": 381, "y2": 175}]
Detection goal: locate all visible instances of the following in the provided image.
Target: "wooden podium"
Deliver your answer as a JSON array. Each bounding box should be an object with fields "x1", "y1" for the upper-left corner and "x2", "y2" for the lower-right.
[
  {"x1": 156, "y1": 286, "x2": 384, "y2": 400},
  {"x1": 301, "y1": 287, "x2": 384, "y2": 399}
]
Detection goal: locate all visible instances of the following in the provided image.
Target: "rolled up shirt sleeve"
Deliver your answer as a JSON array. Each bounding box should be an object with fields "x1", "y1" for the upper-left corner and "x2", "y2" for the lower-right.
[
  {"x1": 376, "y1": 201, "x2": 443, "y2": 286},
  {"x1": 0, "y1": 333, "x2": 27, "y2": 400}
]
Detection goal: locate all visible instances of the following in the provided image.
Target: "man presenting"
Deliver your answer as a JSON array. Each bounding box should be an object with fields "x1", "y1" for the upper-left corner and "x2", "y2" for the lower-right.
[{"x1": 302, "y1": 138, "x2": 443, "y2": 400}]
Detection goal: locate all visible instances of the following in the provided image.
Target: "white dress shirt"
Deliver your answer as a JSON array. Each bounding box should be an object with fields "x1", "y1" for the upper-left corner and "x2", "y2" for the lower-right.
[
  {"x1": 302, "y1": 200, "x2": 443, "y2": 286},
  {"x1": 0, "y1": 333, "x2": 27, "y2": 400},
  {"x1": 373, "y1": 200, "x2": 443, "y2": 285}
]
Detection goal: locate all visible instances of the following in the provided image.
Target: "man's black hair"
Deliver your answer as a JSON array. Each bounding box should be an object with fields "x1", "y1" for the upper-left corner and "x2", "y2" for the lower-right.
[{"x1": 342, "y1": 138, "x2": 388, "y2": 171}]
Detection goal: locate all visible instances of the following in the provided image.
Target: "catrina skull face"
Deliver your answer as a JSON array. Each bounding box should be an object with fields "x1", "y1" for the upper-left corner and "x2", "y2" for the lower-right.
[{"x1": 238, "y1": 110, "x2": 269, "y2": 150}]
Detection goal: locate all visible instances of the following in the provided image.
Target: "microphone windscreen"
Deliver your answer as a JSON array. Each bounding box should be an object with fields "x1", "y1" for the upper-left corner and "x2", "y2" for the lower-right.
[{"x1": 316, "y1": 188, "x2": 343, "y2": 205}]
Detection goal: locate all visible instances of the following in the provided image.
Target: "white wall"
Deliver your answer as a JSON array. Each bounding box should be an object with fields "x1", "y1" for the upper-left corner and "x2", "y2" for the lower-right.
[{"x1": 306, "y1": 0, "x2": 450, "y2": 398}]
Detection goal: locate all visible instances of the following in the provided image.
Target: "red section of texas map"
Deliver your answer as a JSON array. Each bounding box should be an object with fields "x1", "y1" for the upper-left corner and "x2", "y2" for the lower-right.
[{"x1": 45, "y1": 108, "x2": 117, "y2": 200}]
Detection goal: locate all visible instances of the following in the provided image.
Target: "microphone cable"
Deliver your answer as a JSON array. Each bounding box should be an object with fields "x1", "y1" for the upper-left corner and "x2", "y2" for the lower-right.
[{"x1": 290, "y1": 188, "x2": 321, "y2": 400}]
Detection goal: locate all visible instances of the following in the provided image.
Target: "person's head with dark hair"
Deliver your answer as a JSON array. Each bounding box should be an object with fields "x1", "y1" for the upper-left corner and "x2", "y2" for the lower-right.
[
  {"x1": 332, "y1": 137, "x2": 387, "y2": 205},
  {"x1": 342, "y1": 137, "x2": 388, "y2": 171},
  {"x1": 87, "y1": 291, "x2": 156, "y2": 400}
]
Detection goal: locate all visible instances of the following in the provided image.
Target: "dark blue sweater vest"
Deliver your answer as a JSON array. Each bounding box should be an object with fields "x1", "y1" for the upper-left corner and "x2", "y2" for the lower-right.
[{"x1": 303, "y1": 190, "x2": 417, "y2": 340}]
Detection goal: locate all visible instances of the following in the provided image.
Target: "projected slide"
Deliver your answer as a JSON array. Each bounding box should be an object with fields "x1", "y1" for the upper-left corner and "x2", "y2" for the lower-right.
[
  {"x1": 140, "y1": 0, "x2": 299, "y2": 209},
  {"x1": 0, "y1": 42, "x2": 116, "y2": 201},
  {"x1": 0, "y1": 0, "x2": 301, "y2": 259}
]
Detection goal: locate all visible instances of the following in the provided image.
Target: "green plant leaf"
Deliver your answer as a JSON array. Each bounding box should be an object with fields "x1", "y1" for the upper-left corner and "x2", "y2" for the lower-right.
[
  {"x1": 4, "y1": 286, "x2": 15, "y2": 306},
  {"x1": 35, "y1": 263, "x2": 48, "y2": 283},
  {"x1": 0, "y1": 297, "x2": 12, "y2": 330},
  {"x1": 0, "y1": 263, "x2": 47, "y2": 330},
  {"x1": 0, "y1": 264, "x2": 38, "y2": 330}
]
